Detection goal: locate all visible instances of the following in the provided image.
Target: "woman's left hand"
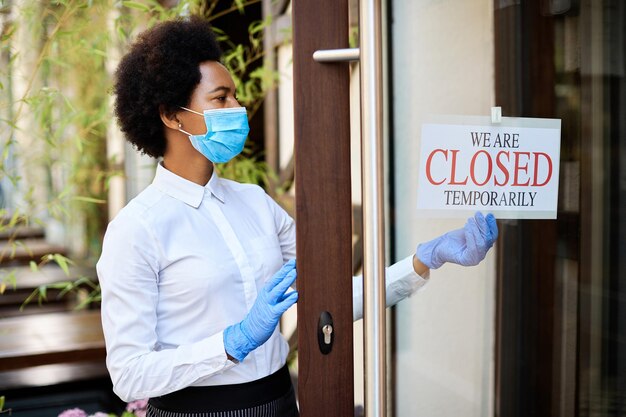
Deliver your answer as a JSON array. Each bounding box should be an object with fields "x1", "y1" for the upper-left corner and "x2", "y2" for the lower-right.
[{"x1": 223, "y1": 259, "x2": 298, "y2": 362}]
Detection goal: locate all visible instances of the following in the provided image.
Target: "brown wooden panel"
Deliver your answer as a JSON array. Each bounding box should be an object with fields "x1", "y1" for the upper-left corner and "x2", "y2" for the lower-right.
[{"x1": 292, "y1": 1, "x2": 354, "y2": 416}]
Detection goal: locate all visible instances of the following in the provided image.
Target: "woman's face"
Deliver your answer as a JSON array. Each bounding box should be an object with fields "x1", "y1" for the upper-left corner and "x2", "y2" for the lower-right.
[{"x1": 177, "y1": 60, "x2": 241, "y2": 136}]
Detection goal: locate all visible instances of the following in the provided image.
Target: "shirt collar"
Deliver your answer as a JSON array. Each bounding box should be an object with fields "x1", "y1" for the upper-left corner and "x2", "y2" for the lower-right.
[
  {"x1": 153, "y1": 163, "x2": 225, "y2": 208},
  {"x1": 206, "y1": 169, "x2": 226, "y2": 204}
]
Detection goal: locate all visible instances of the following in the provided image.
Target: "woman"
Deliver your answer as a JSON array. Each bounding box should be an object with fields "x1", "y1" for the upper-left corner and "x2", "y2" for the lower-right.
[{"x1": 97, "y1": 16, "x2": 498, "y2": 417}]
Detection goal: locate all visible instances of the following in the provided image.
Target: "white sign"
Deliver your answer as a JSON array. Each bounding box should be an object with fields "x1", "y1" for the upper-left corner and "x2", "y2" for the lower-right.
[{"x1": 416, "y1": 115, "x2": 561, "y2": 219}]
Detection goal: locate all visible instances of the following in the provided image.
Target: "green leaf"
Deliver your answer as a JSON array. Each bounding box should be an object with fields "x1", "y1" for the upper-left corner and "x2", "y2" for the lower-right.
[
  {"x1": 122, "y1": 1, "x2": 151, "y2": 11},
  {"x1": 0, "y1": 395, "x2": 4, "y2": 411},
  {"x1": 0, "y1": 24, "x2": 15, "y2": 42},
  {"x1": 249, "y1": 17, "x2": 270, "y2": 35},
  {"x1": 8, "y1": 210, "x2": 20, "y2": 228},
  {"x1": 38, "y1": 285, "x2": 47, "y2": 301},
  {"x1": 212, "y1": 27, "x2": 226, "y2": 36},
  {"x1": 1, "y1": 270, "x2": 17, "y2": 291},
  {"x1": 72, "y1": 196, "x2": 106, "y2": 204},
  {"x1": 30, "y1": 260, "x2": 39, "y2": 272},
  {"x1": 57, "y1": 281, "x2": 77, "y2": 298},
  {"x1": 72, "y1": 276, "x2": 95, "y2": 287},
  {"x1": 52, "y1": 253, "x2": 71, "y2": 276},
  {"x1": 233, "y1": 0, "x2": 246, "y2": 13},
  {"x1": 117, "y1": 25, "x2": 128, "y2": 43},
  {"x1": 91, "y1": 48, "x2": 107, "y2": 57},
  {"x1": 20, "y1": 289, "x2": 37, "y2": 310}
]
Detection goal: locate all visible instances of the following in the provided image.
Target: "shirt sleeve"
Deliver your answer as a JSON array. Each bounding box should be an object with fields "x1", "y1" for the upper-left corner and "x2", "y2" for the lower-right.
[
  {"x1": 266, "y1": 193, "x2": 296, "y2": 261},
  {"x1": 352, "y1": 255, "x2": 429, "y2": 321},
  {"x1": 96, "y1": 212, "x2": 235, "y2": 402},
  {"x1": 263, "y1": 193, "x2": 426, "y2": 321}
]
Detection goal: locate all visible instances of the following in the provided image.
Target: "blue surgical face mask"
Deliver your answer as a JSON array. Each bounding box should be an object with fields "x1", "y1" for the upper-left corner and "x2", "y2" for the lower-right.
[{"x1": 178, "y1": 106, "x2": 250, "y2": 164}]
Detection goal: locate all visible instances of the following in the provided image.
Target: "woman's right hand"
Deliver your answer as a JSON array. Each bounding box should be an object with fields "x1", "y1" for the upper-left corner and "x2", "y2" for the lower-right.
[
  {"x1": 223, "y1": 259, "x2": 298, "y2": 362},
  {"x1": 416, "y1": 212, "x2": 498, "y2": 269}
]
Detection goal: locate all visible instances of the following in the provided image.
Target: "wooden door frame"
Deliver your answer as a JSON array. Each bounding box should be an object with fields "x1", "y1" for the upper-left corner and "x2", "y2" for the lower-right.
[{"x1": 292, "y1": 1, "x2": 355, "y2": 417}]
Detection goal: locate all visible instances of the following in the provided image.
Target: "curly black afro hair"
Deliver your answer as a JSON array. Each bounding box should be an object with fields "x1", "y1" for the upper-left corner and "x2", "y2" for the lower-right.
[{"x1": 113, "y1": 17, "x2": 222, "y2": 158}]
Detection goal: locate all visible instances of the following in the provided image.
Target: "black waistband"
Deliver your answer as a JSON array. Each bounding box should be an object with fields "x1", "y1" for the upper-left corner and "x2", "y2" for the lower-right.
[{"x1": 148, "y1": 364, "x2": 293, "y2": 413}]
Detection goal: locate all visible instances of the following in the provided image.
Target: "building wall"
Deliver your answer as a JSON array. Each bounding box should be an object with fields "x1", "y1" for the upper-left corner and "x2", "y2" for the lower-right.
[{"x1": 390, "y1": 1, "x2": 496, "y2": 416}]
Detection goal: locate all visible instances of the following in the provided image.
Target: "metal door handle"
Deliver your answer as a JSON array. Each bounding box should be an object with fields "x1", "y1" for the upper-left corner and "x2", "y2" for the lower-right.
[{"x1": 313, "y1": 48, "x2": 360, "y2": 62}]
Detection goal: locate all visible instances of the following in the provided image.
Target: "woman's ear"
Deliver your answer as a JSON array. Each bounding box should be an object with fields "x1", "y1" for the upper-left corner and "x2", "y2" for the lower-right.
[{"x1": 159, "y1": 105, "x2": 182, "y2": 131}]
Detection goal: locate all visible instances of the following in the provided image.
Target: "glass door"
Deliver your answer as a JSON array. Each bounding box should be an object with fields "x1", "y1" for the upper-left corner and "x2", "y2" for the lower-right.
[
  {"x1": 494, "y1": 1, "x2": 626, "y2": 415},
  {"x1": 389, "y1": 1, "x2": 499, "y2": 416},
  {"x1": 388, "y1": 0, "x2": 625, "y2": 416}
]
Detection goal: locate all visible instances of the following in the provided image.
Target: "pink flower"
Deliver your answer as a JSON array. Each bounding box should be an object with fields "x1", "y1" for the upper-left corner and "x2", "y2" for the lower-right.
[
  {"x1": 58, "y1": 409, "x2": 88, "y2": 417},
  {"x1": 88, "y1": 413, "x2": 110, "y2": 417},
  {"x1": 126, "y1": 399, "x2": 148, "y2": 417}
]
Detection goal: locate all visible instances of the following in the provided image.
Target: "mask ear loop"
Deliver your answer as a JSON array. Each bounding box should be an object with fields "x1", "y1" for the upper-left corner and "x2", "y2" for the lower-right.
[
  {"x1": 179, "y1": 106, "x2": 203, "y2": 116},
  {"x1": 178, "y1": 122, "x2": 192, "y2": 136},
  {"x1": 177, "y1": 106, "x2": 203, "y2": 136}
]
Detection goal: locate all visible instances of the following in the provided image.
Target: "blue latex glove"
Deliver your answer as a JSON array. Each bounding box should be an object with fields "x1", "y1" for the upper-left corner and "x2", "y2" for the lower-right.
[
  {"x1": 223, "y1": 259, "x2": 298, "y2": 362},
  {"x1": 416, "y1": 212, "x2": 498, "y2": 270}
]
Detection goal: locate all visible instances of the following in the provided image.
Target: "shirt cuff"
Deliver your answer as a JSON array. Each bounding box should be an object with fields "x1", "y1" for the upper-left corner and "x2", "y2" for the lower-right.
[
  {"x1": 386, "y1": 255, "x2": 429, "y2": 301},
  {"x1": 187, "y1": 330, "x2": 236, "y2": 377}
]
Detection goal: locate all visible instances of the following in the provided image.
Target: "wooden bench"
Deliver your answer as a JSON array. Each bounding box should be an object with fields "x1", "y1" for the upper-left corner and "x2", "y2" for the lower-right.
[
  {"x1": 8, "y1": 264, "x2": 95, "y2": 289},
  {"x1": 0, "y1": 215, "x2": 45, "y2": 239},
  {"x1": 0, "y1": 276, "x2": 108, "y2": 392},
  {"x1": 0, "y1": 238, "x2": 68, "y2": 265},
  {"x1": 0, "y1": 310, "x2": 106, "y2": 372},
  {"x1": 0, "y1": 225, "x2": 45, "y2": 241},
  {"x1": 0, "y1": 264, "x2": 97, "y2": 317},
  {"x1": 0, "y1": 217, "x2": 110, "y2": 398},
  {"x1": 0, "y1": 362, "x2": 109, "y2": 390}
]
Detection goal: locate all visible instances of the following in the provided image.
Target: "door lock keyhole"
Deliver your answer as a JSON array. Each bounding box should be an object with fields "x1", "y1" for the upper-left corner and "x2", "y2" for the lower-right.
[{"x1": 318, "y1": 311, "x2": 334, "y2": 354}]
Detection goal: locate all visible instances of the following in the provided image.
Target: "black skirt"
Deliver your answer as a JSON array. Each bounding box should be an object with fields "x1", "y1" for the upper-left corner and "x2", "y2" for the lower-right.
[{"x1": 147, "y1": 364, "x2": 299, "y2": 417}]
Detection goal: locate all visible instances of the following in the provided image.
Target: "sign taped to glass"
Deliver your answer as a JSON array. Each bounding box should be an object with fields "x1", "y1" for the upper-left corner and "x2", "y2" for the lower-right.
[{"x1": 416, "y1": 115, "x2": 561, "y2": 219}]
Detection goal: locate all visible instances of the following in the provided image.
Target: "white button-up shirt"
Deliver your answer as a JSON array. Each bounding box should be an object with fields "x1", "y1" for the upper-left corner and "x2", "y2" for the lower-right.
[{"x1": 97, "y1": 163, "x2": 427, "y2": 402}]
